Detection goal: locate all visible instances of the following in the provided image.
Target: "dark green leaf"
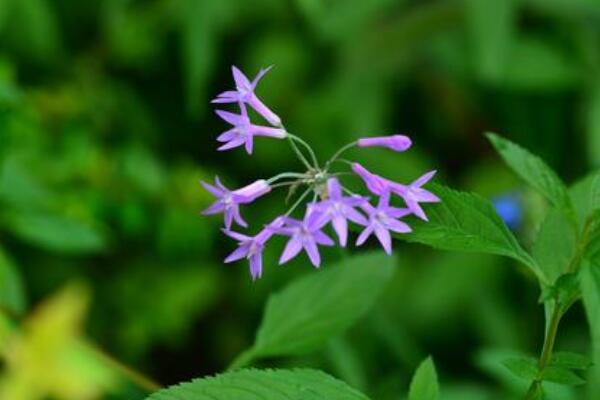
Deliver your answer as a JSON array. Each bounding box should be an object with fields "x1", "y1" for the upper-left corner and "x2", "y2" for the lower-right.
[
  {"x1": 404, "y1": 184, "x2": 544, "y2": 283},
  {"x1": 487, "y1": 133, "x2": 573, "y2": 216},
  {"x1": 237, "y1": 252, "x2": 394, "y2": 365},
  {"x1": 502, "y1": 357, "x2": 539, "y2": 381},
  {"x1": 4, "y1": 212, "x2": 107, "y2": 254},
  {"x1": 145, "y1": 368, "x2": 370, "y2": 400},
  {"x1": 550, "y1": 352, "x2": 592, "y2": 370},
  {"x1": 408, "y1": 357, "x2": 440, "y2": 400},
  {"x1": 542, "y1": 366, "x2": 586, "y2": 385}
]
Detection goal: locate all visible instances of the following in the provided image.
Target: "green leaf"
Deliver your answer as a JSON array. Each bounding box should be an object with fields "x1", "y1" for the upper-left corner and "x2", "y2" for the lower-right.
[
  {"x1": 234, "y1": 252, "x2": 394, "y2": 366},
  {"x1": 3, "y1": 212, "x2": 107, "y2": 254},
  {"x1": 0, "y1": 246, "x2": 25, "y2": 315},
  {"x1": 532, "y1": 208, "x2": 577, "y2": 285},
  {"x1": 542, "y1": 366, "x2": 586, "y2": 386},
  {"x1": 586, "y1": 83, "x2": 600, "y2": 168},
  {"x1": 550, "y1": 352, "x2": 592, "y2": 370},
  {"x1": 408, "y1": 357, "x2": 440, "y2": 400},
  {"x1": 580, "y1": 260, "x2": 600, "y2": 393},
  {"x1": 145, "y1": 368, "x2": 369, "y2": 400},
  {"x1": 486, "y1": 133, "x2": 573, "y2": 216},
  {"x1": 404, "y1": 184, "x2": 544, "y2": 283},
  {"x1": 502, "y1": 357, "x2": 539, "y2": 381}
]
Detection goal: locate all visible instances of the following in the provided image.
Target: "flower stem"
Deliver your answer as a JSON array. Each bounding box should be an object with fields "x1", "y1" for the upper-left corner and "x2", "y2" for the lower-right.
[
  {"x1": 267, "y1": 172, "x2": 307, "y2": 184},
  {"x1": 325, "y1": 141, "x2": 357, "y2": 170},
  {"x1": 284, "y1": 187, "x2": 313, "y2": 217},
  {"x1": 287, "y1": 133, "x2": 319, "y2": 168}
]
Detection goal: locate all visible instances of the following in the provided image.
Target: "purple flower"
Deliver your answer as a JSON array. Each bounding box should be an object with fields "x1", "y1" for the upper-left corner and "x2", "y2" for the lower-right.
[
  {"x1": 274, "y1": 209, "x2": 335, "y2": 267},
  {"x1": 356, "y1": 191, "x2": 412, "y2": 254},
  {"x1": 212, "y1": 66, "x2": 282, "y2": 126},
  {"x1": 389, "y1": 171, "x2": 440, "y2": 221},
  {"x1": 223, "y1": 217, "x2": 284, "y2": 280},
  {"x1": 352, "y1": 163, "x2": 439, "y2": 221},
  {"x1": 357, "y1": 135, "x2": 412, "y2": 152},
  {"x1": 216, "y1": 105, "x2": 286, "y2": 154},
  {"x1": 201, "y1": 178, "x2": 271, "y2": 229},
  {"x1": 351, "y1": 163, "x2": 390, "y2": 196},
  {"x1": 310, "y1": 178, "x2": 367, "y2": 246}
]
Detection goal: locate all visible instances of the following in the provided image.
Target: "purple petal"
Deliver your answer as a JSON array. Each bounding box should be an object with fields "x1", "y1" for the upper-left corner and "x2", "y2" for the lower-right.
[
  {"x1": 249, "y1": 253, "x2": 263, "y2": 280},
  {"x1": 313, "y1": 230, "x2": 334, "y2": 246},
  {"x1": 406, "y1": 199, "x2": 428, "y2": 221},
  {"x1": 249, "y1": 124, "x2": 286, "y2": 139},
  {"x1": 356, "y1": 225, "x2": 373, "y2": 246},
  {"x1": 215, "y1": 109, "x2": 245, "y2": 126},
  {"x1": 414, "y1": 188, "x2": 440, "y2": 203},
  {"x1": 385, "y1": 219, "x2": 412, "y2": 234},
  {"x1": 386, "y1": 206, "x2": 412, "y2": 219},
  {"x1": 224, "y1": 209, "x2": 234, "y2": 229},
  {"x1": 244, "y1": 136, "x2": 254, "y2": 154},
  {"x1": 303, "y1": 238, "x2": 321, "y2": 267},
  {"x1": 232, "y1": 66, "x2": 252, "y2": 92},
  {"x1": 217, "y1": 128, "x2": 239, "y2": 142},
  {"x1": 248, "y1": 96, "x2": 281, "y2": 126},
  {"x1": 413, "y1": 170, "x2": 437, "y2": 188},
  {"x1": 331, "y1": 215, "x2": 348, "y2": 246},
  {"x1": 251, "y1": 65, "x2": 272, "y2": 88},
  {"x1": 211, "y1": 91, "x2": 239, "y2": 103},
  {"x1": 327, "y1": 178, "x2": 342, "y2": 200},
  {"x1": 225, "y1": 245, "x2": 249, "y2": 263},
  {"x1": 232, "y1": 206, "x2": 248, "y2": 228},
  {"x1": 374, "y1": 225, "x2": 392, "y2": 254},
  {"x1": 279, "y1": 236, "x2": 303, "y2": 264},
  {"x1": 344, "y1": 206, "x2": 368, "y2": 225},
  {"x1": 201, "y1": 201, "x2": 225, "y2": 215},
  {"x1": 234, "y1": 180, "x2": 271, "y2": 202},
  {"x1": 201, "y1": 180, "x2": 224, "y2": 197},
  {"x1": 218, "y1": 137, "x2": 246, "y2": 151},
  {"x1": 222, "y1": 229, "x2": 251, "y2": 242},
  {"x1": 378, "y1": 191, "x2": 391, "y2": 208}
]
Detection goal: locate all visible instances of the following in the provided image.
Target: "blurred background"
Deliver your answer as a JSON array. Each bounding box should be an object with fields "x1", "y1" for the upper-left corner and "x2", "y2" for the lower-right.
[{"x1": 0, "y1": 0, "x2": 599, "y2": 399}]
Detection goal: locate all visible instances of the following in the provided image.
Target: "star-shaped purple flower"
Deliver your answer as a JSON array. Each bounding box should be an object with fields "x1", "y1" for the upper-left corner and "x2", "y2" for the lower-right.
[
  {"x1": 223, "y1": 217, "x2": 284, "y2": 280},
  {"x1": 215, "y1": 104, "x2": 286, "y2": 154},
  {"x1": 389, "y1": 171, "x2": 440, "y2": 221},
  {"x1": 201, "y1": 178, "x2": 271, "y2": 229},
  {"x1": 274, "y1": 209, "x2": 334, "y2": 267},
  {"x1": 352, "y1": 163, "x2": 439, "y2": 221},
  {"x1": 212, "y1": 66, "x2": 282, "y2": 126},
  {"x1": 310, "y1": 178, "x2": 367, "y2": 246},
  {"x1": 356, "y1": 191, "x2": 412, "y2": 254}
]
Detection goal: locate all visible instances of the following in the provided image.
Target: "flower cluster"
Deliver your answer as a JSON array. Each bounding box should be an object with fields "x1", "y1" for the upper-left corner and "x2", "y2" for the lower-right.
[{"x1": 202, "y1": 66, "x2": 440, "y2": 280}]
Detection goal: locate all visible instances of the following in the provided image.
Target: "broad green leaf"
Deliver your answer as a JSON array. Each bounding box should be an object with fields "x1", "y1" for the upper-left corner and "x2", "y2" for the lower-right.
[
  {"x1": 532, "y1": 209, "x2": 577, "y2": 284},
  {"x1": 145, "y1": 368, "x2": 369, "y2": 400},
  {"x1": 3, "y1": 212, "x2": 107, "y2": 254},
  {"x1": 0, "y1": 247, "x2": 25, "y2": 316},
  {"x1": 487, "y1": 133, "x2": 573, "y2": 216},
  {"x1": 234, "y1": 252, "x2": 394, "y2": 366},
  {"x1": 404, "y1": 184, "x2": 544, "y2": 283},
  {"x1": 464, "y1": 0, "x2": 516, "y2": 83},
  {"x1": 408, "y1": 357, "x2": 439, "y2": 400},
  {"x1": 542, "y1": 366, "x2": 586, "y2": 386},
  {"x1": 569, "y1": 171, "x2": 600, "y2": 228},
  {"x1": 550, "y1": 352, "x2": 592, "y2": 371},
  {"x1": 502, "y1": 357, "x2": 539, "y2": 381}
]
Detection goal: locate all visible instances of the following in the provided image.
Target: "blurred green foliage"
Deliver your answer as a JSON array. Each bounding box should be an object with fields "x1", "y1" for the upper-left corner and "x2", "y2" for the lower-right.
[{"x1": 0, "y1": 0, "x2": 599, "y2": 399}]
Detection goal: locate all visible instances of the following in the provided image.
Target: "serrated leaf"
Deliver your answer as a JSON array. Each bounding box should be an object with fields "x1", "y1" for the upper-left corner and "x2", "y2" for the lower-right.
[
  {"x1": 542, "y1": 366, "x2": 586, "y2": 385},
  {"x1": 551, "y1": 352, "x2": 592, "y2": 370},
  {"x1": 487, "y1": 133, "x2": 573, "y2": 217},
  {"x1": 403, "y1": 184, "x2": 544, "y2": 283},
  {"x1": 236, "y1": 252, "x2": 394, "y2": 365},
  {"x1": 145, "y1": 368, "x2": 369, "y2": 400},
  {"x1": 502, "y1": 357, "x2": 539, "y2": 381},
  {"x1": 408, "y1": 357, "x2": 439, "y2": 400}
]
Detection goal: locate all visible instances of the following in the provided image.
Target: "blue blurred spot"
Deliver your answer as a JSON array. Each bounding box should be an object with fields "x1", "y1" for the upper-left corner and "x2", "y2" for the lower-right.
[{"x1": 492, "y1": 193, "x2": 523, "y2": 230}]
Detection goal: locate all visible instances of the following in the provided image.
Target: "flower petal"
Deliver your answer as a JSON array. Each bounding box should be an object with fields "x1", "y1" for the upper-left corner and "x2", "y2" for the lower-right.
[
  {"x1": 331, "y1": 215, "x2": 348, "y2": 246},
  {"x1": 374, "y1": 225, "x2": 392, "y2": 254},
  {"x1": 356, "y1": 225, "x2": 373, "y2": 246},
  {"x1": 224, "y1": 245, "x2": 249, "y2": 263},
  {"x1": 303, "y1": 238, "x2": 321, "y2": 267},
  {"x1": 232, "y1": 65, "x2": 252, "y2": 92},
  {"x1": 249, "y1": 253, "x2": 263, "y2": 280},
  {"x1": 279, "y1": 236, "x2": 303, "y2": 264},
  {"x1": 215, "y1": 109, "x2": 245, "y2": 126}
]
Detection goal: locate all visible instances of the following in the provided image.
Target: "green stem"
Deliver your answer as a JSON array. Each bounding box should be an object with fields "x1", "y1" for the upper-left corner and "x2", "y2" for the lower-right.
[
  {"x1": 325, "y1": 141, "x2": 357, "y2": 171},
  {"x1": 267, "y1": 172, "x2": 307, "y2": 184},
  {"x1": 286, "y1": 136, "x2": 313, "y2": 170},
  {"x1": 284, "y1": 187, "x2": 313, "y2": 217},
  {"x1": 524, "y1": 300, "x2": 562, "y2": 399},
  {"x1": 287, "y1": 134, "x2": 319, "y2": 168}
]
